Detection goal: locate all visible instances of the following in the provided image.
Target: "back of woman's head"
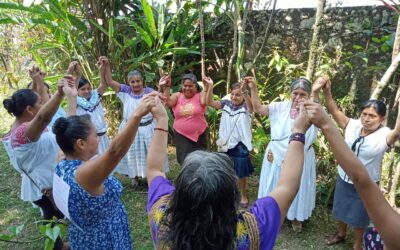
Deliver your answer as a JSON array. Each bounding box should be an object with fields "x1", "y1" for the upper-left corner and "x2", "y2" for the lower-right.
[
  {"x1": 3, "y1": 89, "x2": 38, "y2": 117},
  {"x1": 164, "y1": 151, "x2": 239, "y2": 250},
  {"x1": 360, "y1": 100, "x2": 386, "y2": 117},
  {"x1": 52, "y1": 115, "x2": 92, "y2": 154}
]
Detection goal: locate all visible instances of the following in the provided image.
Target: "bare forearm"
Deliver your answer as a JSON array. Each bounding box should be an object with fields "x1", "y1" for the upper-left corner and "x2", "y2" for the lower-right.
[
  {"x1": 147, "y1": 117, "x2": 168, "y2": 184},
  {"x1": 250, "y1": 86, "x2": 263, "y2": 113},
  {"x1": 66, "y1": 94, "x2": 77, "y2": 116},
  {"x1": 278, "y1": 141, "x2": 304, "y2": 194}
]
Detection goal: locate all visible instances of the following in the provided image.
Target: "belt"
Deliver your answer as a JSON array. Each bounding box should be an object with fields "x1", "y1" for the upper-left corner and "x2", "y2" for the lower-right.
[{"x1": 139, "y1": 118, "x2": 153, "y2": 127}]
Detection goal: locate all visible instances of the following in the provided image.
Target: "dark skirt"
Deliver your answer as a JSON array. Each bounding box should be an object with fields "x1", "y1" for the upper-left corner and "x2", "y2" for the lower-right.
[
  {"x1": 226, "y1": 142, "x2": 254, "y2": 179},
  {"x1": 332, "y1": 176, "x2": 370, "y2": 228},
  {"x1": 174, "y1": 129, "x2": 208, "y2": 166}
]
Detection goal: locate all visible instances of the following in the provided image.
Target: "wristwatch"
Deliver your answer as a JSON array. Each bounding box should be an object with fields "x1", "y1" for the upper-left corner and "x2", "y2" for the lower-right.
[{"x1": 289, "y1": 132, "x2": 305, "y2": 144}]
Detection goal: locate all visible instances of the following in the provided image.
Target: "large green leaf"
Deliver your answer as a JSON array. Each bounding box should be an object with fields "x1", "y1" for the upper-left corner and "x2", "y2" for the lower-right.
[
  {"x1": 141, "y1": 0, "x2": 156, "y2": 39},
  {"x1": 0, "y1": 2, "x2": 43, "y2": 15},
  {"x1": 131, "y1": 20, "x2": 153, "y2": 48}
]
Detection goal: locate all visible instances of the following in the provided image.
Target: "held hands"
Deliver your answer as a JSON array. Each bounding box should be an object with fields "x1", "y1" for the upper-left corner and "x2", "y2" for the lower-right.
[
  {"x1": 243, "y1": 76, "x2": 256, "y2": 90},
  {"x1": 202, "y1": 76, "x2": 213, "y2": 91},
  {"x1": 312, "y1": 76, "x2": 329, "y2": 93},
  {"x1": 303, "y1": 101, "x2": 332, "y2": 129},
  {"x1": 292, "y1": 103, "x2": 311, "y2": 134},
  {"x1": 57, "y1": 75, "x2": 77, "y2": 97},
  {"x1": 67, "y1": 61, "x2": 81, "y2": 78},
  {"x1": 135, "y1": 92, "x2": 167, "y2": 119},
  {"x1": 29, "y1": 66, "x2": 45, "y2": 84},
  {"x1": 159, "y1": 74, "x2": 171, "y2": 88}
]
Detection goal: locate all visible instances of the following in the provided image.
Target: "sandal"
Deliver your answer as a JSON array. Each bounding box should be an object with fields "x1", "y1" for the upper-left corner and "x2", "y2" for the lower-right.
[{"x1": 325, "y1": 232, "x2": 346, "y2": 245}]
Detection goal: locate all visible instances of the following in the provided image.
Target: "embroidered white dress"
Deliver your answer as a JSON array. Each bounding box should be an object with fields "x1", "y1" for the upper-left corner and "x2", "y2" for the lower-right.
[
  {"x1": 11, "y1": 123, "x2": 59, "y2": 202},
  {"x1": 257, "y1": 101, "x2": 318, "y2": 221},
  {"x1": 77, "y1": 89, "x2": 110, "y2": 154},
  {"x1": 115, "y1": 85, "x2": 168, "y2": 178}
]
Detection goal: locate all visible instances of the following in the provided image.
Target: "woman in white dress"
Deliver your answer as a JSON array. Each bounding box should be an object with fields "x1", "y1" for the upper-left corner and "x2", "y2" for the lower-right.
[
  {"x1": 100, "y1": 56, "x2": 168, "y2": 187},
  {"x1": 67, "y1": 61, "x2": 110, "y2": 154},
  {"x1": 249, "y1": 77, "x2": 325, "y2": 231}
]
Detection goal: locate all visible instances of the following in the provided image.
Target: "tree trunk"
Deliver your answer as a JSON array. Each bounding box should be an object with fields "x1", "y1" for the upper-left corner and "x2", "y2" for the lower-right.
[
  {"x1": 306, "y1": 0, "x2": 325, "y2": 81},
  {"x1": 370, "y1": 53, "x2": 400, "y2": 100},
  {"x1": 226, "y1": 2, "x2": 239, "y2": 94},
  {"x1": 196, "y1": 0, "x2": 206, "y2": 79},
  {"x1": 389, "y1": 161, "x2": 400, "y2": 205}
]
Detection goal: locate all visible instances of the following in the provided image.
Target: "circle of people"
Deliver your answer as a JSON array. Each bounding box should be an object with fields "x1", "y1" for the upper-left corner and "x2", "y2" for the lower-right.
[{"x1": 2, "y1": 56, "x2": 400, "y2": 250}]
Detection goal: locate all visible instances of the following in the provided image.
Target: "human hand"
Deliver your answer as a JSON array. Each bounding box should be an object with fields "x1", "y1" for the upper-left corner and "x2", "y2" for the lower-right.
[
  {"x1": 202, "y1": 76, "x2": 213, "y2": 91},
  {"x1": 57, "y1": 75, "x2": 76, "y2": 96},
  {"x1": 135, "y1": 92, "x2": 166, "y2": 118},
  {"x1": 29, "y1": 66, "x2": 45, "y2": 84},
  {"x1": 321, "y1": 77, "x2": 332, "y2": 94},
  {"x1": 67, "y1": 61, "x2": 80, "y2": 75},
  {"x1": 244, "y1": 76, "x2": 256, "y2": 89},
  {"x1": 303, "y1": 101, "x2": 332, "y2": 129},
  {"x1": 292, "y1": 102, "x2": 311, "y2": 134},
  {"x1": 312, "y1": 76, "x2": 329, "y2": 92},
  {"x1": 150, "y1": 96, "x2": 168, "y2": 121},
  {"x1": 159, "y1": 74, "x2": 171, "y2": 88}
]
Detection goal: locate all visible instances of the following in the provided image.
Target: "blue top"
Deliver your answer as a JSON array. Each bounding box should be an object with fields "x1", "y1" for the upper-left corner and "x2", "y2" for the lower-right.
[{"x1": 55, "y1": 159, "x2": 132, "y2": 250}]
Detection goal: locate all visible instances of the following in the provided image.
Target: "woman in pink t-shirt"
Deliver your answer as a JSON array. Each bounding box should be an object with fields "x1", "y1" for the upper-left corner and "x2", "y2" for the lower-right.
[{"x1": 163, "y1": 73, "x2": 208, "y2": 165}]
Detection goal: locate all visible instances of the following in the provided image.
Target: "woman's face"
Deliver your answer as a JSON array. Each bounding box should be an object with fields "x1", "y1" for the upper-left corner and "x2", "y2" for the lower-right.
[
  {"x1": 360, "y1": 107, "x2": 384, "y2": 133},
  {"x1": 290, "y1": 88, "x2": 310, "y2": 108},
  {"x1": 230, "y1": 88, "x2": 244, "y2": 106},
  {"x1": 129, "y1": 75, "x2": 144, "y2": 94},
  {"x1": 82, "y1": 124, "x2": 100, "y2": 160},
  {"x1": 78, "y1": 83, "x2": 92, "y2": 100},
  {"x1": 28, "y1": 93, "x2": 42, "y2": 118},
  {"x1": 182, "y1": 79, "x2": 197, "y2": 98}
]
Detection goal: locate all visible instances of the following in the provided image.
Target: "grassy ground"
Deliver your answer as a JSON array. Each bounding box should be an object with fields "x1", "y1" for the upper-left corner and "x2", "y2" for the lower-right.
[{"x1": 0, "y1": 143, "x2": 357, "y2": 250}]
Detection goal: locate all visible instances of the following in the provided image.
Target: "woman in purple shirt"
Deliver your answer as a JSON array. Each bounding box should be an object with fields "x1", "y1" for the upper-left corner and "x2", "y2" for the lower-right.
[{"x1": 146, "y1": 93, "x2": 313, "y2": 249}]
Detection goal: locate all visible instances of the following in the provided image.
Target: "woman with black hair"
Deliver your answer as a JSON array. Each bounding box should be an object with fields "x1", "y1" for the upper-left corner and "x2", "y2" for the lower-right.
[
  {"x1": 314, "y1": 79, "x2": 400, "y2": 250},
  {"x1": 249, "y1": 77, "x2": 325, "y2": 231},
  {"x1": 67, "y1": 61, "x2": 110, "y2": 154},
  {"x1": 52, "y1": 92, "x2": 164, "y2": 249},
  {"x1": 146, "y1": 96, "x2": 313, "y2": 249},
  {"x1": 2, "y1": 76, "x2": 76, "y2": 250},
  {"x1": 163, "y1": 73, "x2": 209, "y2": 165}
]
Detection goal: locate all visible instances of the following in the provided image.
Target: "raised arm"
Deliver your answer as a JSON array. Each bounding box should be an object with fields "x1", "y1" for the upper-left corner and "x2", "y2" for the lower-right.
[
  {"x1": 304, "y1": 101, "x2": 400, "y2": 250},
  {"x1": 25, "y1": 76, "x2": 74, "y2": 142},
  {"x1": 146, "y1": 99, "x2": 169, "y2": 185},
  {"x1": 66, "y1": 61, "x2": 81, "y2": 90},
  {"x1": 386, "y1": 100, "x2": 400, "y2": 146},
  {"x1": 162, "y1": 76, "x2": 179, "y2": 108},
  {"x1": 322, "y1": 79, "x2": 349, "y2": 129},
  {"x1": 29, "y1": 66, "x2": 50, "y2": 104},
  {"x1": 75, "y1": 92, "x2": 164, "y2": 196},
  {"x1": 99, "y1": 56, "x2": 121, "y2": 92},
  {"x1": 246, "y1": 76, "x2": 269, "y2": 116},
  {"x1": 241, "y1": 79, "x2": 253, "y2": 112},
  {"x1": 311, "y1": 76, "x2": 329, "y2": 103},
  {"x1": 203, "y1": 76, "x2": 222, "y2": 109},
  {"x1": 64, "y1": 78, "x2": 77, "y2": 116},
  {"x1": 268, "y1": 103, "x2": 310, "y2": 225},
  {"x1": 96, "y1": 58, "x2": 107, "y2": 95}
]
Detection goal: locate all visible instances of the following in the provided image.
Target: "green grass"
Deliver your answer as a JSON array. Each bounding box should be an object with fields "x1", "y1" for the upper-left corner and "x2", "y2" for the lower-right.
[{"x1": 0, "y1": 143, "x2": 356, "y2": 250}]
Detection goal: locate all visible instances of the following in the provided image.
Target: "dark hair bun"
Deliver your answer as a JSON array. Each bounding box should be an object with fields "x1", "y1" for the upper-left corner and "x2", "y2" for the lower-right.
[
  {"x1": 52, "y1": 117, "x2": 69, "y2": 135},
  {"x1": 3, "y1": 99, "x2": 16, "y2": 115}
]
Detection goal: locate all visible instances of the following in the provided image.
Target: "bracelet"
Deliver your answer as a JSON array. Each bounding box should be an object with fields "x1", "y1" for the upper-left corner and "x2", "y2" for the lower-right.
[
  {"x1": 289, "y1": 132, "x2": 305, "y2": 144},
  {"x1": 154, "y1": 127, "x2": 168, "y2": 133}
]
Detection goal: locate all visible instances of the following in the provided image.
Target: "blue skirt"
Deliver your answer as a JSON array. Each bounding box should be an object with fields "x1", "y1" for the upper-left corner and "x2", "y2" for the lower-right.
[
  {"x1": 226, "y1": 142, "x2": 254, "y2": 178},
  {"x1": 332, "y1": 176, "x2": 370, "y2": 228}
]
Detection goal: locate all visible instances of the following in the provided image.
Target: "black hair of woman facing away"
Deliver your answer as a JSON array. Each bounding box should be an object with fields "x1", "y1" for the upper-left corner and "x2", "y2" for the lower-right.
[
  {"x1": 52, "y1": 92, "x2": 165, "y2": 250},
  {"x1": 146, "y1": 94, "x2": 312, "y2": 250}
]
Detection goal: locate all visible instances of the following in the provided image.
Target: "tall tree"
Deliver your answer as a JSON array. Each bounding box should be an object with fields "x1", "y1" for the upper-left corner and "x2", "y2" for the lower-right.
[{"x1": 306, "y1": 0, "x2": 325, "y2": 81}]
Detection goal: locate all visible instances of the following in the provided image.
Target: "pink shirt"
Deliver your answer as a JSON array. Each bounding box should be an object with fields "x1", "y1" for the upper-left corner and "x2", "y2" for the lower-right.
[{"x1": 172, "y1": 93, "x2": 207, "y2": 142}]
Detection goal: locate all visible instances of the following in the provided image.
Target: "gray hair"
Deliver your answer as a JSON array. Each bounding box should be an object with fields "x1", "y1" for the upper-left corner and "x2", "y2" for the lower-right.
[
  {"x1": 127, "y1": 70, "x2": 143, "y2": 81},
  {"x1": 290, "y1": 78, "x2": 312, "y2": 93}
]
